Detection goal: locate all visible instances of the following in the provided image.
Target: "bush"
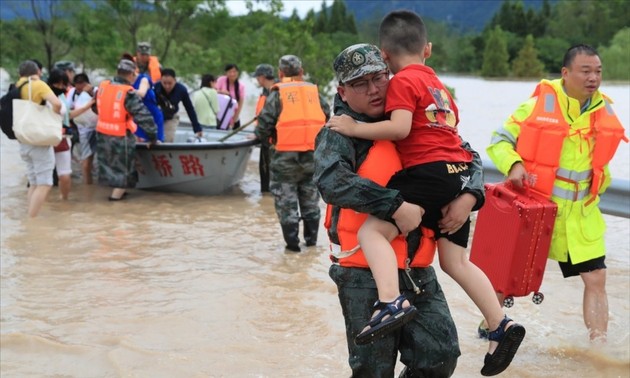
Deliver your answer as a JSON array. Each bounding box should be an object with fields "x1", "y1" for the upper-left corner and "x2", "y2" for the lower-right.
[{"x1": 599, "y1": 28, "x2": 630, "y2": 81}]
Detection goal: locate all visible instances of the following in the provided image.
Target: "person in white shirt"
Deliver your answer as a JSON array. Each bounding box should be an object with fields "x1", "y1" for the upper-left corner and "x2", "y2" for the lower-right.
[{"x1": 68, "y1": 73, "x2": 97, "y2": 184}]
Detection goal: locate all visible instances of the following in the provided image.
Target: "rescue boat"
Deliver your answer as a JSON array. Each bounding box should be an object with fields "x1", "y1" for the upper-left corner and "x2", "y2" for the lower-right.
[{"x1": 135, "y1": 125, "x2": 258, "y2": 195}]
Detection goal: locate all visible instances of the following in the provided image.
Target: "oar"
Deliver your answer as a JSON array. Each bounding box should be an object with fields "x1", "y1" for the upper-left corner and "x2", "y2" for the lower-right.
[{"x1": 218, "y1": 117, "x2": 258, "y2": 142}]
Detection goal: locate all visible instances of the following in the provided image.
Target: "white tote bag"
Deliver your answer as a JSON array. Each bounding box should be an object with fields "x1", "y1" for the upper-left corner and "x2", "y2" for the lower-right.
[{"x1": 13, "y1": 78, "x2": 63, "y2": 146}]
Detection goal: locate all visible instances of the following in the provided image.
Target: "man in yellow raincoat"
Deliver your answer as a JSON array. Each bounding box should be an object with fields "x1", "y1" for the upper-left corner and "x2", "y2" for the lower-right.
[{"x1": 486, "y1": 44, "x2": 627, "y2": 342}]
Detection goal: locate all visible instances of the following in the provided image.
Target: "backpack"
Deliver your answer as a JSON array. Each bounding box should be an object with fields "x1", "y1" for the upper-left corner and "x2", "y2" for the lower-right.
[{"x1": 0, "y1": 82, "x2": 29, "y2": 140}]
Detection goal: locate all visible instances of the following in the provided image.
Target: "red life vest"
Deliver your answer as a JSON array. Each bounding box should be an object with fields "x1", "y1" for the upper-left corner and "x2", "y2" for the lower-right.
[
  {"x1": 272, "y1": 79, "x2": 326, "y2": 152},
  {"x1": 96, "y1": 80, "x2": 137, "y2": 136},
  {"x1": 324, "y1": 140, "x2": 436, "y2": 268}
]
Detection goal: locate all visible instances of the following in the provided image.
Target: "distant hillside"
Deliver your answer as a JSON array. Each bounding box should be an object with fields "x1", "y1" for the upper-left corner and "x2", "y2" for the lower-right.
[
  {"x1": 344, "y1": 0, "x2": 555, "y2": 32},
  {"x1": 0, "y1": 0, "x2": 555, "y2": 33}
]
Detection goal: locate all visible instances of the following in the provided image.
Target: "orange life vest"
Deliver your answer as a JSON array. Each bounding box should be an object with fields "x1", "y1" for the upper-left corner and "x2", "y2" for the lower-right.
[
  {"x1": 254, "y1": 93, "x2": 267, "y2": 127},
  {"x1": 272, "y1": 79, "x2": 326, "y2": 152},
  {"x1": 515, "y1": 82, "x2": 627, "y2": 202},
  {"x1": 324, "y1": 140, "x2": 436, "y2": 269},
  {"x1": 589, "y1": 101, "x2": 628, "y2": 202},
  {"x1": 134, "y1": 56, "x2": 161, "y2": 83},
  {"x1": 96, "y1": 80, "x2": 137, "y2": 136},
  {"x1": 147, "y1": 56, "x2": 161, "y2": 83},
  {"x1": 256, "y1": 94, "x2": 267, "y2": 117}
]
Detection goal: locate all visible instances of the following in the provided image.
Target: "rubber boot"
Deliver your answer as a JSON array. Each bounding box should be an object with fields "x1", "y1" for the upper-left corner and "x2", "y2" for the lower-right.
[
  {"x1": 281, "y1": 223, "x2": 301, "y2": 252},
  {"x1": 303, "y1": 219, "x2": 319, "y2": 247}
]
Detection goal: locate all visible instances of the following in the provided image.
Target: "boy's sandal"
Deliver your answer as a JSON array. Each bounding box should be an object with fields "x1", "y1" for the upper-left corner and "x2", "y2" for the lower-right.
[
  {"x1": 480, "y1": 315, "x2": 526, "y2": 376},
  {"x1": 354, "y1": 294, "x2": 417, "y2": 345},
  {"x1": 478, "y1": 319, "x2": 490, "y2": 339}
]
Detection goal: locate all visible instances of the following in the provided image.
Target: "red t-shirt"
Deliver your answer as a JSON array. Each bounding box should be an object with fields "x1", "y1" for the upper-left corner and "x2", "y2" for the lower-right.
[{"x1": 385, "y1": 64, "x2": 472, "y2": 168}]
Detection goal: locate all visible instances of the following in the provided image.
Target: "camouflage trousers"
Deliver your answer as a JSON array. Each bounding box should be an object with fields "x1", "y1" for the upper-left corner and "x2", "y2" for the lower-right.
[
  {"x1": 329, "y1": 265, "x2": 461, "y2": 378},
  {"x1": 96, "y1": 131, "x2": 138, "y2": 189},
  {"x1": 269, "y1": 150, "x2": 320, "y2": 226}
]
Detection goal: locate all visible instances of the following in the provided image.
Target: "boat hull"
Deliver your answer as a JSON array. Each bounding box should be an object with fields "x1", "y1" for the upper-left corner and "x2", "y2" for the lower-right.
[{"x1": 135, "y1": 128, "x2": 258, "y2": 195}]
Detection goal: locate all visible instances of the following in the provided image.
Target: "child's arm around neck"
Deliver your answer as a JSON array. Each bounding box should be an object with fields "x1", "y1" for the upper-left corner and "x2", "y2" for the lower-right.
[{"x1": 327, "y1": 109, "x2": 412, "y2": 141}]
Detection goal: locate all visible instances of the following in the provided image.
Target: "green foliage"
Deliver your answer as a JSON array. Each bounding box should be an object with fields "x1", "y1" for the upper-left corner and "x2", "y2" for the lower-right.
[
  {"x1": 547, "y1": 0, "x2": 630, "y2": 48},
  {"x1": 535, "y1": 36, "x2": 568, "y2": 73},
  {"x1": 423, "y1": 20, "x2": 459, "y2": 73},
  {"x1": 481, "y1": 26, "x2": 510, "y2": 77},
  {"x1": 448, "y1": 36, "x2": 482, "y2": 73},
  {"x1": 0, "y1": 19, "x2": 41, "y2": 75},
  {"x1": 0, "y1": 0, "x2": 627, "y2": 85},
  {"x1": 313, "y1": 1, "x2": 328, "y2": 34},
  {"x1": 488, "y1": 0, "x2": 551, "y2": 38},
  {"x1": 512, "y1": 35, "x2": 545, "y2": 78},
  {"x1": 443, "y1": 84, "x2": 456, "y2": 100},
  {"x1": 599, "y1": 28, "x2": 630, "y2": 81}
]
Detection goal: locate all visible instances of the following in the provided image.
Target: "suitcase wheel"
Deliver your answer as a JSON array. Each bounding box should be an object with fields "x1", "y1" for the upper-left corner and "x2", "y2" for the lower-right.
[
  {"x1": 532, "y1": 292, "x2": 544, "y2": 305},
  {"x1": 503, "y1": 296, "x2": 515, "y2": 308}
]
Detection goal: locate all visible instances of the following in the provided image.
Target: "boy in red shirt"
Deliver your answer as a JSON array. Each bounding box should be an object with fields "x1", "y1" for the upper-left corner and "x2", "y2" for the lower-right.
[{"x1": 327, "y1": 10, "x2": 525, "y2": 376}]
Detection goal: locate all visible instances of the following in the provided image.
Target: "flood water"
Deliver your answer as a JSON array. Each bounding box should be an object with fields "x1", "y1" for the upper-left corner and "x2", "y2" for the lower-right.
[{"x1": 1, "y1": 76, "x2": 629, "y2": 377}]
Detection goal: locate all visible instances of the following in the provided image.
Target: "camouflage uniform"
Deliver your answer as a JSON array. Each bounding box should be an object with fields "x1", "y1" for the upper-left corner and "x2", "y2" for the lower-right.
[
  {"x1": 257, "y1": 85, "x2": 273, "y2": 193},
  {"x1": 136, "y1": 42, "x2": 152, "y2": 76},
  {"x1": 314, "y1": 44, "x2": 486, "y2": 377},
  {"x1": 97, "y1": 76, "x2": 157, "y2": 189},
  {"x1": 253, "y1": 62, "x2": 277, "y2": 193},
  {"x1": 255, "y1": 55, "x2": 331, "y2": 251}
]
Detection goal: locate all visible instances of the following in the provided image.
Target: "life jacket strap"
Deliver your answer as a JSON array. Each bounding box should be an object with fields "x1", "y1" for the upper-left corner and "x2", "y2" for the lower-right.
[{"x1": 329, "y1": 243, "x2": 360, "y2": 260}]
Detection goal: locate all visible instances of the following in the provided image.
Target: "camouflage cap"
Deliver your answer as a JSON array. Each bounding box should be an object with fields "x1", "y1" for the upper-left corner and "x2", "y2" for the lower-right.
[
  {"x1": 117, "y1": 59, "x2": 137, "y2": 73},
  {"x1": 278, "y1": 55, "x2": 302, "y2": 76},
  {"x1": 53, "y1": 60, "x2": 75, "y2": 72},
  {"x1": 333, "y1": 43, "x2": 387, "y2": 84},
  {"x1": 254, "y1": 63, "x2": 275, "y2": 79},
  {"x1": 137, "y1": 41, "x2": 151, "y2": 55}
]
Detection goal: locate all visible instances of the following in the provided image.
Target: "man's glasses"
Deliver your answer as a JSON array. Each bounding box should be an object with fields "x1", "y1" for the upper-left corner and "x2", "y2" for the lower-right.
[{"x1": 346, "y1": 71, "x2": 389, "y2": 94}]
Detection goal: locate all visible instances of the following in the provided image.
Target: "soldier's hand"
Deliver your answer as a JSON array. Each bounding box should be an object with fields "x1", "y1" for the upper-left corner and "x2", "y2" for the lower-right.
[
  {"x1": 392, "y1": 201, "x2": 424, "y2": 236},
  {"x1": 439, "y1": 193, "x2": 475, "y2": 235},
  {"x1": 326, "y1": 114, "x2": 359, "y2": 137},
  {"x1": 507, "y1": 162, "x2": 530, "y2": 188}
]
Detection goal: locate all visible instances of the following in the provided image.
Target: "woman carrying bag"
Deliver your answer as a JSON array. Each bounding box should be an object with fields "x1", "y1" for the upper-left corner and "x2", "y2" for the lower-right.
[{"x1": 13, "y1": 60, "x2": 63, "y2": 217}]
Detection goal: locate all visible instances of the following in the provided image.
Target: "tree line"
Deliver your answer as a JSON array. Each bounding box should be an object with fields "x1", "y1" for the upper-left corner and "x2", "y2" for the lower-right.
[{"x1": 0, "y1": 0, "x2": 628, "y2": 94}]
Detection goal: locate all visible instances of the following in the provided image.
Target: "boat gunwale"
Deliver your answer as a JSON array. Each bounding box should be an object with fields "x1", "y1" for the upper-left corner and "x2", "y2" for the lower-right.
[{"x1": 135, "y1": 138, "x2": 259, "y2": 150}]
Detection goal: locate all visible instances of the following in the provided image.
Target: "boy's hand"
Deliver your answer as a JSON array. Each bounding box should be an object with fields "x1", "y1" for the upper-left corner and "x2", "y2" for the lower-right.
[
  {"x1": 392, "y1": 201, "x2": 424, "y2": 236},
  {"x1": 439, "y1": 193, "x2": 476, "y2": 235},
  {"x1": 326, "y1": 114, "x2": 359, "y2": 137}
]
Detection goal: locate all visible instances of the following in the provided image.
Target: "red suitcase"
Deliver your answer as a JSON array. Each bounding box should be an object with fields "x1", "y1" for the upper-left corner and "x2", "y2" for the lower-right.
[{"x1": 470, "y1": 182, "x2": 557, "y2": 307}]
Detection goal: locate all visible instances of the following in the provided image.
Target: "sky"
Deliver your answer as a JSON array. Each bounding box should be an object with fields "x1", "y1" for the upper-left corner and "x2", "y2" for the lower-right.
[{"x1": 225, "y1": 0, "x2": 325, "y2": 18}]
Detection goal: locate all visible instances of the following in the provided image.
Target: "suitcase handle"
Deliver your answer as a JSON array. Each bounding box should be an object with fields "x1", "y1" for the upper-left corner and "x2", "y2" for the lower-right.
[
  {"x1": 495, "y1": 183, "x2": 518, "y2": 203},
  {"x1": 488, "y1": 183, "x2": 519, "y2": 213},
  {"x1": 503, "y1": 180, "x2": 532, "y2": 195}
]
